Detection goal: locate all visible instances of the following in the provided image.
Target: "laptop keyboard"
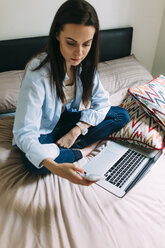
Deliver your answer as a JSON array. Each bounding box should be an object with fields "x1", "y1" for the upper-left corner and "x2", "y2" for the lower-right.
[{"x1": 104, "y1": 149, "x2": 146, "y2": 188}]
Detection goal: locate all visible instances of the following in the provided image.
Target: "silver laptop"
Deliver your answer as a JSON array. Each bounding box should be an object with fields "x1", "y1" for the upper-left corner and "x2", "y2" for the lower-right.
[{"x1": 82, "y1": 140, "x2": 162, "y2": 197}]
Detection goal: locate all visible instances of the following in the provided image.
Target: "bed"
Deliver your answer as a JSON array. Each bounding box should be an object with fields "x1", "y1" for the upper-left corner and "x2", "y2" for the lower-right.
[{"x1": 0, "y1": 27, "x2": 165, "y2": 248}]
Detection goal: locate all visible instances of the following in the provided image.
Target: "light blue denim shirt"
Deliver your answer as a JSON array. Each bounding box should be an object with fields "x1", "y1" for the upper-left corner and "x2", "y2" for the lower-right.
[{"x1": 12, "y1": 55, "x2": 111, "y2": 168}]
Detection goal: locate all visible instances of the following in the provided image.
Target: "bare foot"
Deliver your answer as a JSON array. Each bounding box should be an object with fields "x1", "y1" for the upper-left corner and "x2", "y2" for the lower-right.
[{"x1": 80, "y1": 140, "x2": 101, "y2": 157}]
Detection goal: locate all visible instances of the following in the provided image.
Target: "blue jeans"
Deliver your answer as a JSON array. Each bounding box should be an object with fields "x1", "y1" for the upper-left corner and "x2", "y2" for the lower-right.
[{"x1": 20, "y1": 106, "x2": 130, "y2": 174}]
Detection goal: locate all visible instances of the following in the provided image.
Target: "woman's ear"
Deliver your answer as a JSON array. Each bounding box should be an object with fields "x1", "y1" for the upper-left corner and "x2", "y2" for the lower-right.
[{"x1": 56, "y1": 32, "x2": 59, "y2": 41}]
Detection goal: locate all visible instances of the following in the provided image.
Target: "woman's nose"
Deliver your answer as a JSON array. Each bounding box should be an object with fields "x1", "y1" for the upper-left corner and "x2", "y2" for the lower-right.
[{"x1": 74, "y1": 45, "x2": 83, "y2": 57}]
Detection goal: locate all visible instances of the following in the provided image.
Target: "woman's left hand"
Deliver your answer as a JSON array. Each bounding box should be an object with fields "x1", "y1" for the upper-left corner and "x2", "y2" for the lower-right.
[{"x1": 56, "y1": 126, "x2": 81, "y2": 148}]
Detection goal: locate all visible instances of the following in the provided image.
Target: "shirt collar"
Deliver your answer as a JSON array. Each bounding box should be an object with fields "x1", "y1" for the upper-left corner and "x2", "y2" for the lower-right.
[
  {"x1": 65, "y1": 73, "x2": 69, "y2": 81},
  {"x1": 63, "y1": 65, "x2": 82, "y2": 88}
]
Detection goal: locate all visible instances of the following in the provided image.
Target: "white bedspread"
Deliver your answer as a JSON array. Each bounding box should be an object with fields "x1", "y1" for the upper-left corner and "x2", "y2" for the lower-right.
[{"x1": 0, "y1": 117, "x2": 165, "y2": 248}]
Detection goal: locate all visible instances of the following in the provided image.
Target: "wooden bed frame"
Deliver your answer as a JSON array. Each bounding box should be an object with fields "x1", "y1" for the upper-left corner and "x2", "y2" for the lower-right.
[{"x1": 0, "y1": 27, "x2": 133, "y2": 72}]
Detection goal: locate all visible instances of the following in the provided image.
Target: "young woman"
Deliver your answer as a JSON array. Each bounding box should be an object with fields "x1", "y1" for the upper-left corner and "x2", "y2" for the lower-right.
[{"x1": 13, "y1": 0, "x2": 130, "y2": 185}]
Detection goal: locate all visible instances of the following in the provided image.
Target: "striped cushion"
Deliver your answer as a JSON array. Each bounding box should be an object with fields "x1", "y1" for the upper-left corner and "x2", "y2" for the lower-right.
[
  {"x1": 128, "y1": 75, "x2": 165, "y2": 130},
  {"x1": 110, "y1": 97, "x2": 165, "y2": 150}
]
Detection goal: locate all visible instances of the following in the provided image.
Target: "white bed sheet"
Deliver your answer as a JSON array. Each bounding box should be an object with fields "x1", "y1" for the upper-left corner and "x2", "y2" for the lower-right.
[{"x1": 0, "y1": 116, "x2": 165, "y2": 248}]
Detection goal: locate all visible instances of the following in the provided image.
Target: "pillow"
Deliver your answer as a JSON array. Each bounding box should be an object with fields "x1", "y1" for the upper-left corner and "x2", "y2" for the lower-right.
[
  {"x1": 128, "y1": 75, "x2": 165, "y2": 130},
  {"x1": 98, "y1": 54, "x2": 153, "y2": 97},
  {"x1": 0, "y1": 70, "x2": 24, "y2": 113},
  {"x1": 109, "y1": 96, "x2": 165, "y2": 150}
]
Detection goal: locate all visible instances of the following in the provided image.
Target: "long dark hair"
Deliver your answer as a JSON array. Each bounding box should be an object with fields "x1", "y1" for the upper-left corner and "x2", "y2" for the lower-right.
[{"x1": 33, "y1": 0, "x2": 100, "y2": 104}]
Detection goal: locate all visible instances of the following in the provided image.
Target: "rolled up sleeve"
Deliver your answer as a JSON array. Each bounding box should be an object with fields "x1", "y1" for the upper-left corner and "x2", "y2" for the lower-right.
[
  {"x1": 80, "y1": 72, "x2": 111, "y2": 126},
  {"x1": 13, "y1": 67, "x2": 60, "y2": 168},
  {"x1": 25, "y1": 142, "x2": 60, "y2": 168}
]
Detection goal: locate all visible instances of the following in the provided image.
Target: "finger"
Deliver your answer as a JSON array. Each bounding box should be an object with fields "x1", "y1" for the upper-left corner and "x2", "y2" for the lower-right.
[
  {"x1": 71, "y1": 173, "x2": 96, "y2": 186},
  {"x1": 73, "y1": 177, "x2": 92, "y2": 186},
  {"x1": 73, "y1": 165, "x2": 84, "y2": 174},
  {"x1": 73, "y1": 170, "x2": 96, "y2": 186},
  {"x1": 80, "y1": 179, "x2": 96, "y2": 186},
  {"x1": 78, "y1": 175, "x2": 98, "y2": 185}
]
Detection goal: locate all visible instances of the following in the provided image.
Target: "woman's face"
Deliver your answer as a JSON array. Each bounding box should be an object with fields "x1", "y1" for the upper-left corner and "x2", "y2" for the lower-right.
[{"x1": 56, "y1": 24, "x2": 95, "y2": 70}]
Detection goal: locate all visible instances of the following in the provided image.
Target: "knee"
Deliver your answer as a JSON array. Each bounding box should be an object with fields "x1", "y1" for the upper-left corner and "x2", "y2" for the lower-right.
[
  {"x1": 120, "y1": 107, "x2": 130, "y2": 128},
  {"x1": 20, "y1": 151, "x2": 50, "y2": 175},
  {"x1": 25, "y1": 163, "x2": 50, "y2": 175},
  {"x1": 105, "y1": 106, "x2": 130, "y2": 131}
]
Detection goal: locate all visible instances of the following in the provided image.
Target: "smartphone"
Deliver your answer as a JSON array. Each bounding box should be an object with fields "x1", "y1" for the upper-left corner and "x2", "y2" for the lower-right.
[{"x1": 78, "y1": 172, "x2": 105, "y2": 182}]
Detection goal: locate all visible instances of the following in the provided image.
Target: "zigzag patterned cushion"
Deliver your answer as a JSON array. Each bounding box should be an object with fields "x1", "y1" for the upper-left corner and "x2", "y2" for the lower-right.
[
  {"x1": 128, "y1": 75, "x2": 165, "y2": 130},
  {"x1": 109, "y1": 97, "x2": 165, "y2": 150}
]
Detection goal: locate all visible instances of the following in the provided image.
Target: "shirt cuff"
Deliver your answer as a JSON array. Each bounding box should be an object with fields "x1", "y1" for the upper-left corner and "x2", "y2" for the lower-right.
[
  {"x1": 25, "y1": 142, "x2": 60, "y2": 168},
  {"x1": 80, "y1": 106, "x2": 110, "y2": 126}
]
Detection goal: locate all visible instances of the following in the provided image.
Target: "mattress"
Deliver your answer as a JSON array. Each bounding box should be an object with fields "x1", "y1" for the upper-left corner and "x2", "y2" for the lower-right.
[{"x1": 0, "y1": 110, "x2": 165, "y2": 248}]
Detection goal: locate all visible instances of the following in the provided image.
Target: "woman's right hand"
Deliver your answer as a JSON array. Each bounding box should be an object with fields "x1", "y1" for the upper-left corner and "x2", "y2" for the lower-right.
[{"x1": 41, "y1": 158, "x2": 96, "y2": 186}]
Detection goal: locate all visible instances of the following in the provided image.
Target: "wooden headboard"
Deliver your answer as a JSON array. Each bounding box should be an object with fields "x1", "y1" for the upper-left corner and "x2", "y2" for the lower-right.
[{"x1": 0, "y1": 27, "x2": 133, "y2": 73}]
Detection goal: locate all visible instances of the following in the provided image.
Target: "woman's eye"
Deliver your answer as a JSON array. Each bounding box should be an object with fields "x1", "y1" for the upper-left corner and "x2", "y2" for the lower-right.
[
  {"x1": 83, "y1": 43, "x2": 91, "y2": 47},
  {"x1": 66, "y1": 42, "x2": 75, "y2": 46},
  {"x1": 66, "y1": 41, "x2": 91, "y2": 47}
]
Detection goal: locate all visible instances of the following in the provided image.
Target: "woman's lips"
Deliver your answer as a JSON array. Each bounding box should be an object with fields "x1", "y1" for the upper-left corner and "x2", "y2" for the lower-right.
[{"x1": 71, "y1": 58, "x2": 81, "y2": 62}]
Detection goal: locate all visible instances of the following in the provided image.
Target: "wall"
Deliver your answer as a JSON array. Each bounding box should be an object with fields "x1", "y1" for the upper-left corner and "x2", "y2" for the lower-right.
[
  {"x1": 152, "y1": 6, "x2": 165, "y2": 77},
  {"x1": 0, "y1": 0, "x2": 165, "y2": 74}
]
